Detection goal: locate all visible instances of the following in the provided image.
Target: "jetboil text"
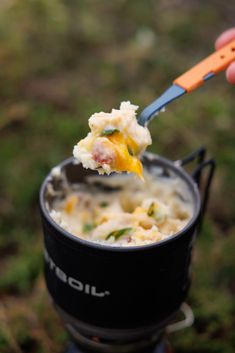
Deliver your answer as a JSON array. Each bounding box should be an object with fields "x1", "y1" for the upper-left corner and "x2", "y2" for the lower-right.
[{"x1": 44, "y1": 249, "x2": 110, "y2": 297}]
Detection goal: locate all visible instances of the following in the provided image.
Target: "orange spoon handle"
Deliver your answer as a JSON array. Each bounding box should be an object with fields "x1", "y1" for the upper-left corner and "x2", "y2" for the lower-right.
[{"x1": 174, "y1": 39, "x2": 235, "y2": 92}]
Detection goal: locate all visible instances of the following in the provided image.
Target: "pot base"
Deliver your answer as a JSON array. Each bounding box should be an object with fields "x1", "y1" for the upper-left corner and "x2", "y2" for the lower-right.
[{"x1": 65, "y1": 338, "x2": 172, "y2": 353}]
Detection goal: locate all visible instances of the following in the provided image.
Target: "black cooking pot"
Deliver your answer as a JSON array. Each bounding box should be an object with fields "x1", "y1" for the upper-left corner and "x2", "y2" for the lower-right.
[{"x1": 39, "y1": 148, "x2": 215, "y2": 349}]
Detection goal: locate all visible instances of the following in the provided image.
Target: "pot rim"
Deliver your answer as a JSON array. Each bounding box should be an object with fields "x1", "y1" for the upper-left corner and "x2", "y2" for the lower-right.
[{"x1": 39, "y1": 152, "x2": 201, "y2": 253}]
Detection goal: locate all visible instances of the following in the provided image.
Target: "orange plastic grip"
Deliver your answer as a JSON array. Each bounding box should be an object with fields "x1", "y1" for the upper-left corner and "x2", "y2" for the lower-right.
[{"x1": 174, "y1": 39, "x2": 235, "y2": 92}]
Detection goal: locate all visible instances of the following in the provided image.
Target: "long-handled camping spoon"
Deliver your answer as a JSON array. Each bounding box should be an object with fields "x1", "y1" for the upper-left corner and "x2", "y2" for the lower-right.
[{"x1": 138, "y1": 39, "x2": 235, "y2": 126}]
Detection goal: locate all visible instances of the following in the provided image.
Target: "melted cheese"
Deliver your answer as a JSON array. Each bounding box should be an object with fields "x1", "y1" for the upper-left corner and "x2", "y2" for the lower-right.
[
  {"x1": 65, "y1": 195, "x2": 78, "y2": 213},
  {"x1": 107, "y1": 132, "x2": 143, "y2": 179}
]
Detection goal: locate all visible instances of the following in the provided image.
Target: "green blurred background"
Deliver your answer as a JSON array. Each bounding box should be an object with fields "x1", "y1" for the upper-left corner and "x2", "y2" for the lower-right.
[{"x1": 0, "y1": 1, "x2": 235, "y2": 352}]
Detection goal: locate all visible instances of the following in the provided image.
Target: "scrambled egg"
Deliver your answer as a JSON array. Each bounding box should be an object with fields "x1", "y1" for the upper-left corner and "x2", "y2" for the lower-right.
[{"x1": 73, "y1": 101, "x2": 151, "y2": 178}]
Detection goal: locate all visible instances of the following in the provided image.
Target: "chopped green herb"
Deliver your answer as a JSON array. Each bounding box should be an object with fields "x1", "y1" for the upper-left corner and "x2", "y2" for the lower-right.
[
  {"x1": 101, "y1": 128, "x2": 120, "y2": 136},
  {"x1": 147, "y1": 202, "x2": 155, "y2": 217},
  {"x1": 83, "y1": 223, "x2": 95, "y2": 233},
  {"x1": 99, "y1": 201, "x2": 109, "y2": 208},
  {"x1": 105, "y1": 227, "x2": 133, "y2": 240}
]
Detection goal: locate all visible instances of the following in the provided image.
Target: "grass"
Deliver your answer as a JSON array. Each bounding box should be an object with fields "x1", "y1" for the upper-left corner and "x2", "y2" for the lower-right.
[{"x1": 0, "y1": 1, "x2": 235, "y2": 352}]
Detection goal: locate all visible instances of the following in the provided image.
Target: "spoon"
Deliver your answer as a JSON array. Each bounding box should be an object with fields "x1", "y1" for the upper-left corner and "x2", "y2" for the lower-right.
[{"x1": 138, "y1": 39, "x2": 235, "y2": 126}]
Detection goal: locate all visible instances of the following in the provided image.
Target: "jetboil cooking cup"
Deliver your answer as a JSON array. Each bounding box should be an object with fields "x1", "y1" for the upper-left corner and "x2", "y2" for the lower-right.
[{"x1": 39, "y1": 147, "x2": 215, "y2": 353}]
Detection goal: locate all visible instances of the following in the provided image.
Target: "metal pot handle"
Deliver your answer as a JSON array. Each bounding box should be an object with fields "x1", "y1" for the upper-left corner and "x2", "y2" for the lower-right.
[
  {"x1": 192, "y1": 159, "x2": 216, "y2": 221},
  {"x1": 175, "y1": 147, "x2": 216, "y2": 228},
  {"x1": 166, "y1": 302, "x2": 194, "y2": 333},
  {"x1": 175, "y1": 146, "x2": 206, "y2": 185}
]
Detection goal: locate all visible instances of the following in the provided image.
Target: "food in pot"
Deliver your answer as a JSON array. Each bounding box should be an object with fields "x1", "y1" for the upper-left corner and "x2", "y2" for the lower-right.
[
  {"x1": 73, "y1": 101, "x2": 152, "y2": 179},
  {"x1": 48, "y1": 166, "x2": 193, "y2": 247}
]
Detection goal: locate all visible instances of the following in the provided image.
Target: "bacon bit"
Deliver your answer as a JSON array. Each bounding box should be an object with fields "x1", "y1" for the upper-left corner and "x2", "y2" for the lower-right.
[
  {"x1": 91, "y1": 140, "x2": 116, "y2": 165},
  {"x1": 127, "y1": 236, "x2": 132, "y2": 243},
  {"x1": 92, "y1": 151, "x2": 114, "y2": 164},
  {"x1": 84, "y1": 199, "x2": 91, "y2": 208}
]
